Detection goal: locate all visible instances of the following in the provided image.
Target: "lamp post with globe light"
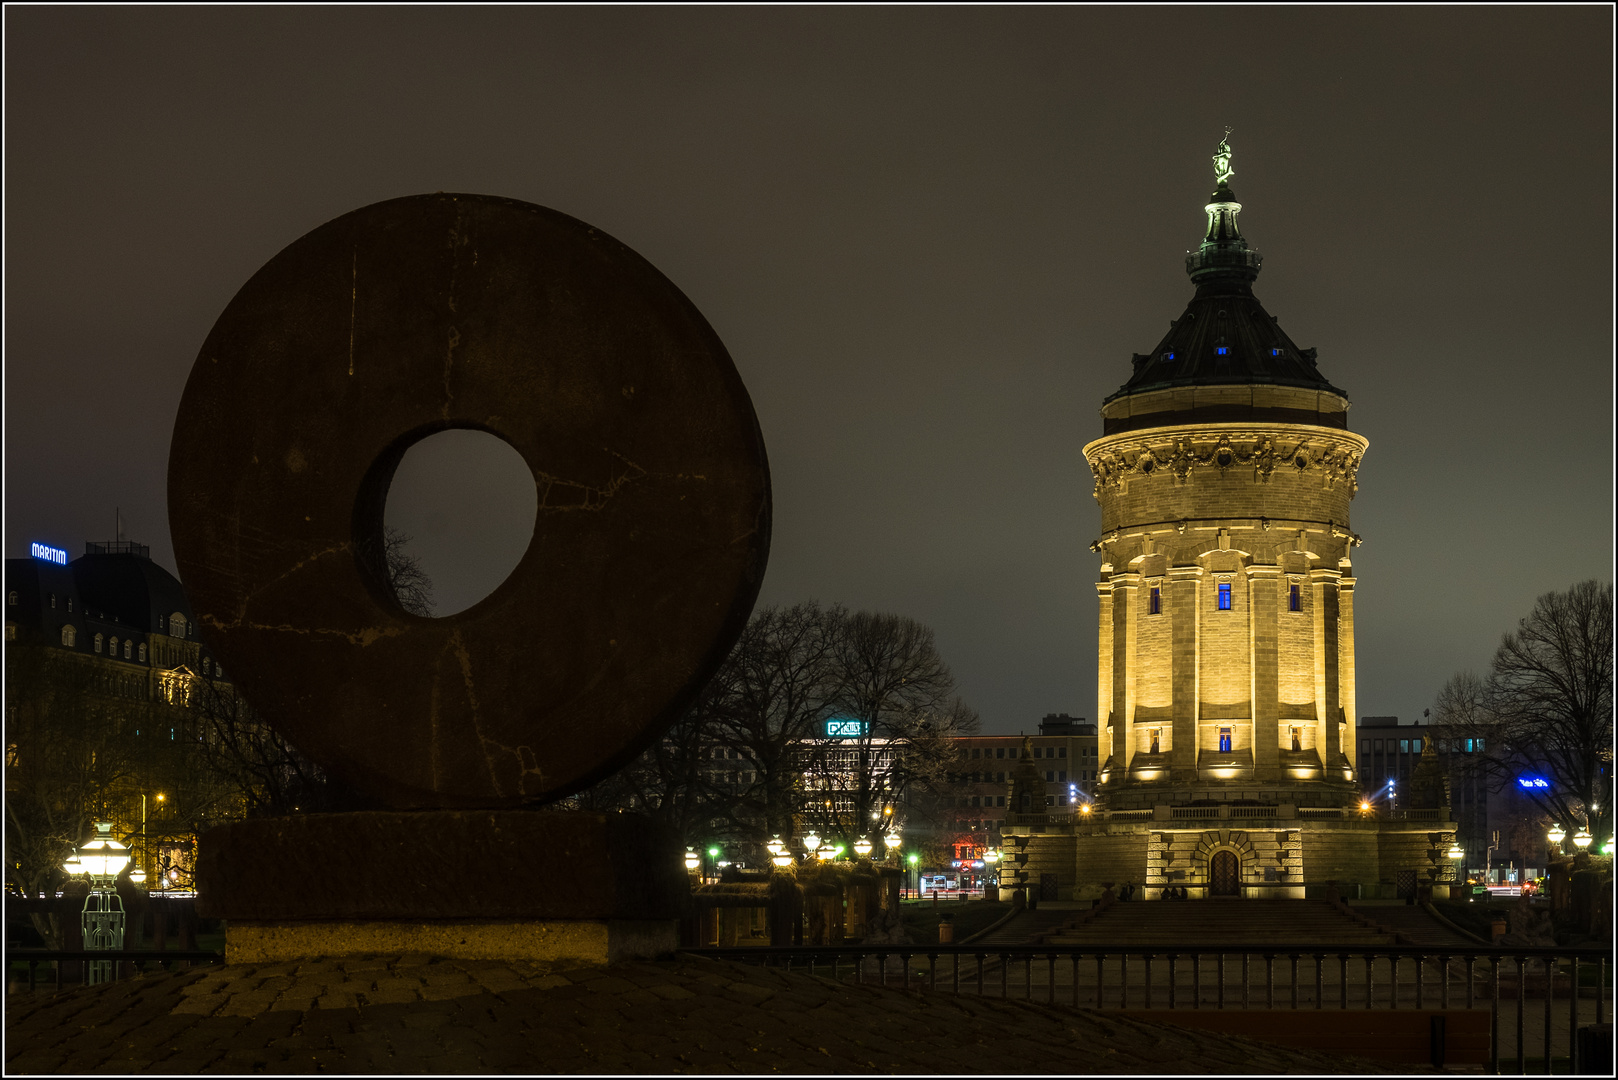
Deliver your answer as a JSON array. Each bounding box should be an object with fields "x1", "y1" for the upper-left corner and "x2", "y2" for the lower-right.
[{"x1": 62, "y1": 822, "x2": 131, "y2": 984}]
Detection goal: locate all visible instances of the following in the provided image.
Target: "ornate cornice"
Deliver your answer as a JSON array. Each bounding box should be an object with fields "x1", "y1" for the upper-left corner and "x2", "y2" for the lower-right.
[{"x1": 1083, "y1": 423, "x2": 1369, "y2": 499}]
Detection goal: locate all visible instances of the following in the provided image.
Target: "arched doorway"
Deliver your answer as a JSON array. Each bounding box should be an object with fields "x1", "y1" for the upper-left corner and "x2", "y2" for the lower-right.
[{"x1": 1209, "y1": 850, "x2": 1241, "y2": 897}]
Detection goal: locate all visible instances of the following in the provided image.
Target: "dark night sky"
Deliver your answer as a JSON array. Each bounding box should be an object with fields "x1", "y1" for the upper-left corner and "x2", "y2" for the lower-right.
[{"x1": 5, "y1": 7, "x2": 1612, "y2": 735}]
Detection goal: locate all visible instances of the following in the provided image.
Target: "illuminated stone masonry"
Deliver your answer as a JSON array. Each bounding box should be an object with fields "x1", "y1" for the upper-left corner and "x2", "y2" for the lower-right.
[{"x1": 1001, "y1": 135, "x2": 1453, "y2": 903}]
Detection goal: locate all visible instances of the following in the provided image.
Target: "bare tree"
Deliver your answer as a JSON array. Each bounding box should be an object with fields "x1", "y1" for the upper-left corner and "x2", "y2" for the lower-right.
[
  {"x1": 797, "y1": 611, "x2": 978, "y2": 847},
  {"x1": 187, "y1": 673, "x2": 375, "y2": 819},
  {"x1": 4, "y1": 647, "x2": 146, "y2": 944},
  {"x1": 384, "y1": 527, "x2": 435, "y2": 617},
  {"x1": 1432, "y1": 580, "x2": 1613, "y2": 848},
  {"x1": 570, "y1": 604, "x2": 979, "y2": 857},
  {"x1": 710, "y1": 602, "x2": 846, "y2": 839}
]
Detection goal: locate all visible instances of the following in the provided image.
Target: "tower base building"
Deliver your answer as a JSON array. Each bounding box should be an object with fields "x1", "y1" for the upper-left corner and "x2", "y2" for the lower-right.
[{"x1": 1003, "y1": 137, "x2": 1456, "y2": 902}]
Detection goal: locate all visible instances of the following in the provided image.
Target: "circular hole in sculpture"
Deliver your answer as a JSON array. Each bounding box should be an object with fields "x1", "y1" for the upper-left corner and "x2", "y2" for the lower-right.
[
  {"x1": 382, "y1": 429, "x2": 538, "y2": 617},
  {"x1": 1294, "y1": 455, "x2": 1308, "y2": 469},
  {"x1": 1217, "y1": 450, "x2": 1232, "y2": 468},
  {"x1": 1141, "y1": 458, "x2": 1154, "y2": 474}
]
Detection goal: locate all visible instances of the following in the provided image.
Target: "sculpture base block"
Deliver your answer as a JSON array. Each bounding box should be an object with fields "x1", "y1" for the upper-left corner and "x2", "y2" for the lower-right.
[
  {"x1": 197, "y1": 811, "x2": 690, "y2": 965},
  {"x1": 224, "y1": 918, "x2": 680, "y2": 965}
]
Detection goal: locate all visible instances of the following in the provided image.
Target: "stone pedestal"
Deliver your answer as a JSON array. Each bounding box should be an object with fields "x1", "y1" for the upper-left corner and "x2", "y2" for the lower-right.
[{"x1": 196, "y1": 811, "x2": 689, "y2": 965}]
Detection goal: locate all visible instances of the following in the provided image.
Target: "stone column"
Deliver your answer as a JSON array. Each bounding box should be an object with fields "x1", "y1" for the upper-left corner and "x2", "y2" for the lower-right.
[
  {"x1": 1249, "y1": 564, "x2": 1281, "y2": 782},
  {"x1": 1312, "y1": 568, "x2": 1342, "y2": 771},
  {"x1": 1338, "y1": 561, "x2": 1357, "y2": 781},
  {"x1": 1113, "y1": 573, "x2": 1137, "y2": 774},
  {"x1": 1097, "y1": 576, "x2": 1115, "y2": 765},
  {"x1": 1169, "y1": 565, "x2": 1201, "y2": 782}
]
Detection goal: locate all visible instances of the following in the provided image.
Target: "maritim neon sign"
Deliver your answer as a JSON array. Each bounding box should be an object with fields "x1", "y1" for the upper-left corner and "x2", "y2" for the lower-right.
[{"x1": 30, "y1": 542, "x2": 67, "y2": 566}]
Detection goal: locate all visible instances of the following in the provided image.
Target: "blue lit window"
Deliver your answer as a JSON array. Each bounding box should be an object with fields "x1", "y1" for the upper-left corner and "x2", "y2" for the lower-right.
[
  {"x1": 1149, "y1": 586, "x2": 1161, "y2": 614},
  {"x1": 1217, "y1": 582, "x2": 1232, "y2": 610},
  {"x1": 1162, "y1": 351, "x2": 1175, "y2": 362},
  {"x1": 1215, "y1": 346, "x2": 1230, "y2": 355},
  {"x1": 1219, "y1": 727, "x2": 1232, "y2": 753},
  {"x1": 1271, "y1": 348, "x2": 1282, "y2": 356},
  {"x1": 1289, "y1": 583, "x2": 1301, "y2": 611}
]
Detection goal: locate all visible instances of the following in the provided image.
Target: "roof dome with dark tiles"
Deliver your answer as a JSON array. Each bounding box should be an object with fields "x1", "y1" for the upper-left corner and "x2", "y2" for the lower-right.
[{"x1": 1102, "y1": 134, "x2": 1350, "y2": 436}]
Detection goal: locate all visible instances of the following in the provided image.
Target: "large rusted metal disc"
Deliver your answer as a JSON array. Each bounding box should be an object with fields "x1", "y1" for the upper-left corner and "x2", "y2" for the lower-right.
[{"x1": 169, "y1": 194, "x2": 770, "y2": 808}]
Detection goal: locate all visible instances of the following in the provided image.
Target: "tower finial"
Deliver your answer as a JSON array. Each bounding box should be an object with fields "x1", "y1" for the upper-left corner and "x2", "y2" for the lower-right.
[{"x1": 1213, "y1": 128, "x2": 1235, "y2": 188}]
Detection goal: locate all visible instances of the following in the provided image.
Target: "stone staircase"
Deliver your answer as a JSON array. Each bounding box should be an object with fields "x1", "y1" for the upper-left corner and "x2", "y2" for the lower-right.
[{"x1": 1042, "y1": 899, "x2": 1401, "y2": 947}]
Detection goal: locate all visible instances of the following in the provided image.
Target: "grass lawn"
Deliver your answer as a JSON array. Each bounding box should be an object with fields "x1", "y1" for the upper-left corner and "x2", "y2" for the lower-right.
[{"x1": 899, "y1": 898, "x2": 1012, "y2": 945}]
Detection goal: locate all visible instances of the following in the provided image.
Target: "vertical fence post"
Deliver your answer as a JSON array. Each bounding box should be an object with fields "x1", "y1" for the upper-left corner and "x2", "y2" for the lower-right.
[
  {"x1": 1192, "y1": 954, "x2": 1202, "y2": 1010},
  {"x1": 1516, "y1": 955, "x2": 1526, "y2": 1075},
  {"x1": 1568, "y1": 957, "x2": 1580, "y2": 1076},
  {"x1": 1490, "y1": 956, "x2": 1501, "y2": 1075},
  {"x1": 1217, "y1": 953, "x2": 1225, "y2": 1010},
  {"x1": 1541, "y1": 957, "x2": 1552, "y2": 1076}
]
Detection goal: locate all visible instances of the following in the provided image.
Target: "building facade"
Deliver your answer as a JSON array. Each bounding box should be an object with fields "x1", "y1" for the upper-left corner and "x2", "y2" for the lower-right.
[
  {"x1": 6, "y1": 537, "x2": 234, "y2": 894},
  {"x1": 1001, "y1": 137, "x2": 1458, "y2": 902}
]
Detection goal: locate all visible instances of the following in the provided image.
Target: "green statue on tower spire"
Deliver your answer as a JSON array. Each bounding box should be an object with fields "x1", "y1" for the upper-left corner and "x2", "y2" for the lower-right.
[{"x1": 1213, "y1": 127, "x2": 1235, "y2": 188}]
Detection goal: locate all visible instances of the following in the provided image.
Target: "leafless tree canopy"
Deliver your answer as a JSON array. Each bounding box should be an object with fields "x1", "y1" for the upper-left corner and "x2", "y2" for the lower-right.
[
  {"x1": 383, "y1": 527, "x2": 435, "y2": 617},
  {"x1": 567, "y1": 603, "x2": 978, "y2": 850},
  {"x1": 1431, "y1": 580, "x2": 1613, "y2": 846}
]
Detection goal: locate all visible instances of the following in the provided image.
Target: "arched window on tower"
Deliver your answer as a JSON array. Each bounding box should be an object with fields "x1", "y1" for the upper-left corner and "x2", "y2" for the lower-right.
[
  {"x1": 94, "y1": 633, "x2": 104, "y2": 653},
  {"x1": 109, "y1": 636, "x2": 119, "y2": 658},
  {"x1": 169, "y1": 613, "x2": 187, "y2": 638},
  {"x1": 61, "y1": 625, "x2": 77, "y2": 647}
]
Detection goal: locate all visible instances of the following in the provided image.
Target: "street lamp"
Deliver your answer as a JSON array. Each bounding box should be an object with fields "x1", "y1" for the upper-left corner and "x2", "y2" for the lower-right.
[
  {"x1": 815, "y1": 844, "x2": 837, "y2": 861},
  {"x1": 66, "y1": 823, "x2": 131, "y2": 985},
  {"x1": 803, "y1": 832, "x2": 820, "y2": 855},
  {"x1": 853, "y1": 837, "x2": 873, "y2": 859},
  {"x1": 1572, "y1": 828, "x2": 1593, "y2": 851},
  {"x1": 883, "y1": 832, "x2": 902, "y2": 857},
  {"x1": 684, "y1": 848, "x2": 700, "y2": 873},
  {"x1": 766, "y1": 835, "x2": 785, "y2": 858}
]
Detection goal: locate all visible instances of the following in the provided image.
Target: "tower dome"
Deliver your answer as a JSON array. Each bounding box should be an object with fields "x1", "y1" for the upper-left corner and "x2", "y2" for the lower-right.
[
  {"x1": 1082, "y1": 134, "x2": 1369, "y2": 807},
  {"x1": 1102, "y1": 132, "x2": 1349, "y2": 437}
]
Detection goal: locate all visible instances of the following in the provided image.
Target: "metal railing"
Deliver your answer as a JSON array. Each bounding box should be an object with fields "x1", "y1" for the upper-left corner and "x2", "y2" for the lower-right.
[
  {"x1": 687, "y1": 942, "x2": 1611, "y2": 1074},
  {"x1": 6, "y1": 949, "x2": 223, "y2": 992}
]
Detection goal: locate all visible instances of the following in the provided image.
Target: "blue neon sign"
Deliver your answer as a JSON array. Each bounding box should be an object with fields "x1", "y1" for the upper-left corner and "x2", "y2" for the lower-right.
[
  {"x1": 30, "y1": 542, "x2": 67, "y2": 565},
  {"x1": 1517, "y1": 776, "x2": 1550, "y2": 790},
  {"x1": 825, "y1": 719, "x2": 869, "y2": 739}
]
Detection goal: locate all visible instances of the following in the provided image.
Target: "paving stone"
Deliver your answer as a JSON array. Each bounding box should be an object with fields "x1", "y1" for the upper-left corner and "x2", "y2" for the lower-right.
[{"x1": 5, "y1": 955, "x2": 1444, "y2": 1075}]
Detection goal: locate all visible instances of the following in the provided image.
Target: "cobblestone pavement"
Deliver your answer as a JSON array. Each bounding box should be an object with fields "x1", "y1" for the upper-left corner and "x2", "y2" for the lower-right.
[{"x1": 6, "y1": 953, "x2": 1434, "y2": 1074}]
